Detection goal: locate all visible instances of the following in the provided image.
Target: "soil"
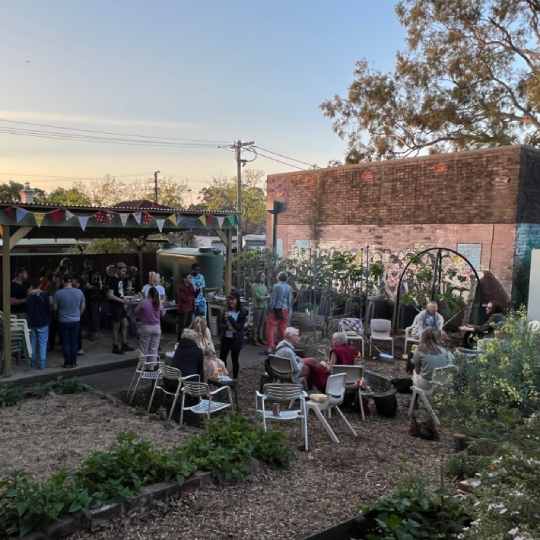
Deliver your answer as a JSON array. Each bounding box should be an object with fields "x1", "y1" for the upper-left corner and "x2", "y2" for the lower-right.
[{"x1": 0, "y1": 355, "x2": 454, "y2": 540}]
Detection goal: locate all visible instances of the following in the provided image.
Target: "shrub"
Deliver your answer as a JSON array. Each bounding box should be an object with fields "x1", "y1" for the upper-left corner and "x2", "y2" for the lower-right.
[
  {"x1": 32, "y1": 377, "x2": 90, "y2": 398},
  {"x1": 0, "y1": 387, "x2": 23, "y2": 408}
]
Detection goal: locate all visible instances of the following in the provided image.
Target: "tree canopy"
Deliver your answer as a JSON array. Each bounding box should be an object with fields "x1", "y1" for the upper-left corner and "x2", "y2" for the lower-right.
[
  {"x1": 321, "y1": 0, "x2": 540, "y2": 161},
  {"x1": 199, "y1": 169, "x2": 266, "y2": 234}
]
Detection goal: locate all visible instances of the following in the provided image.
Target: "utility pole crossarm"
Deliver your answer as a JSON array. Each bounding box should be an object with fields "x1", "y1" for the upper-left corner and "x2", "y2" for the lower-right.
[{"x1": 232, "y1": 140, "x2": 255, "y2": 254}]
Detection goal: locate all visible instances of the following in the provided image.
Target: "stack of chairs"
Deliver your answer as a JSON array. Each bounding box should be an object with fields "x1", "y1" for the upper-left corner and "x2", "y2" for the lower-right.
[{"x1": 0, "y1": 312, "x2": 33, "y2": 373}]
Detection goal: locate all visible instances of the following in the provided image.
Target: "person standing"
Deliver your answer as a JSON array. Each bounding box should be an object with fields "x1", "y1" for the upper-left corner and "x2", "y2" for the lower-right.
[
  {"x1": 72, "y1": 274, "x2": 85, "y2": 356},
  {"x1": 251, "y1": 270, "x2": 270, "y2": 346},
  {"x1": 265, "y1": 272, "x2": 293, "y2": 354},
  {"x1": 191, "y1": 263, "x2": 206, "y2": 318},
  {"x1": 101, "y1": 265, "x2": 116, "y2": 330},
  {"x1": 107, "y1": 262, "x2": 135, "y2": 355},
  {"x1": 45, "y1": 272, "x2": 63, "y2": 352},
  {"x1": 177, "y1": 272, "x2": 198, "y2": 340},
  {"x1": 27, "y1": 278, "x2": 50, "y2": 369},
  {"x1": 53, "y1": 273, "x2": 85, "y2": 369},
  {"x1": 135, "y1": 286, "x2": 165, "y2": 369},
  {"x1": 218, "y1": 291, "x2": 247, "y2": 379},
  {"x1": 141, "y1": 271, "x2": 166, "y2": 302},
  {"x1": 10, "y1": 267, "x2": 29, "y2": 319},
  {"x1": 81, "y1": 258, "x2": 103, "y2": 341}
]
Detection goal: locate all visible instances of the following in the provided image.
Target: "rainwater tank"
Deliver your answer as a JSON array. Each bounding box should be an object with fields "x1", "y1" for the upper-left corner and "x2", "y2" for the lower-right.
[{"x1": 156, "y1": 246, "x2": 224, "y2": 301}]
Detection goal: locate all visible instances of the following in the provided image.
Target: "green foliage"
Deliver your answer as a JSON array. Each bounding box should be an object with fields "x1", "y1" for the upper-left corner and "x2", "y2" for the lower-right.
[
  {"x1": 0, "y1": 414, "x2": 295, "y2": 537},
  {"x1": 360, "y1": 475, "x2": 470, "y2": 539},
  {"x1": 0, "y1": 387, "x2": 23, "y2": 408},
  {"x1": 32, "y1": 377, "x2": 90, "y2": 398},
  {"x1": 444, "y1": 451, "x2": 492, "y2": 481},
  {"x1": 0, "y1": 181, "x2": 47, "y2": 204},
  {"x1": 46, "y1": 187, "x2": 91, "y2": 206}
]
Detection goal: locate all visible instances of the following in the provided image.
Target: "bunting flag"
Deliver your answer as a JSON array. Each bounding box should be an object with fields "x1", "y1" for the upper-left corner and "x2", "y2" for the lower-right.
[
  {"x1": 143, "y1": 212, "x2": 152, "y2": 225},
  {"x1": 3, "y1": 207, "x2": 14, "y2": 221},
  {"x1": 34, "y1": 213, "x2": 46, "y2": 227},
  {"x1": 65, "y1": 210, "x2": 74, "y2": 221},
  {"x1": 16, "y1": 208, "x2": 28, "y2": 223},
  {"x1": 94, "y1": 211, "x2": 114, "y2": 224},
  {"x1": 156, "y1": 219, "x2": 166, "y2": 232},
  {"x1": 187, "y1": 218, "x2": 196, "y2": 231},
  {"x1": 206, "y1": 214, "x2": 215, "y2": 225},
  {"x1": 176, "y1": 215, "x2": 185, "y2": 226},
  {"x1": 216, "y1": 216, "x2": 225, "y2": 228},
  {"x1": 132, "y1": 212, "x2": 142, "y2": 224},
  {"x1": 79, "y1": 216, "x2": 89, "y2": 231},
  {"x1": 228, "y1": 215, "x2": 238, "y2": 226},
  {"x1": 50, "y1": 209, "x2": 62, "y2": 224},
  {"x1": 119, "y1": 213, "x2": 129, "y2": 226},
  {"x1": 167, "y1": 213, "x2": 177, "y2": 225},
  {"x1": 199, "y1": 214, "x2": 207, "y2": 227}
]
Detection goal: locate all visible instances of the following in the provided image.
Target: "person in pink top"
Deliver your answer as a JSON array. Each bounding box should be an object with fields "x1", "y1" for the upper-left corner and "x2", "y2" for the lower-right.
[{"x1": 134, "y1": 286, "x2": 165, "y2": 369}]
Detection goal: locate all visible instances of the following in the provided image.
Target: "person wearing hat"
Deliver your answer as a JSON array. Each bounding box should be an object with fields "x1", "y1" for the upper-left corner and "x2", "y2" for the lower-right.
[
  {"x1": 82, "y1": 258, "x2": 103, "y2": 341},
  {"x1": 107, "y1": 262, "x2": 135, "y2": 354},
  {"x1": 53, "y1": 273, "x2": 85, "y2": 369}
]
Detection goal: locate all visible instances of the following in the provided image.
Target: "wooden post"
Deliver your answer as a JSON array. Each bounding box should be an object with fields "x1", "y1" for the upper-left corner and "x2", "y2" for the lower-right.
[
  {"x1": 1, "y1": 225, "x2": 12, "y2": 377},
  {"x1": 216, "y1": 228, "x2": 233, "y2": 295}
]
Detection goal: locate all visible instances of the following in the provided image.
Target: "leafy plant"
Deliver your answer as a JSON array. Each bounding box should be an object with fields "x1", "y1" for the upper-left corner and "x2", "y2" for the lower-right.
[
  {"x1": 444, "y1": 451, "x2": 492, "y2": 481},
  {"x1": 0, "y1": 387, "x2": 23, "y2": 408},
  {"x1": 32, "y1": 377, "x2": 90, "y2": 398}
]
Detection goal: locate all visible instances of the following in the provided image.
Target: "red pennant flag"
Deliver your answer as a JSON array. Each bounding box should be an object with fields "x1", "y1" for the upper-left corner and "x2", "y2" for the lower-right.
[
  {"x1": 143, "y1": 213, "x2": 152, "y2": 225},
  {"x1": 4, "y1": 207, "x2": 14, "y2": 221},
  {"x1": 206, "y1": 214, "x2": 215, "y2": 224},
  {"x1": 50, "y1": 209, "x2": 62, "y2": 224}
]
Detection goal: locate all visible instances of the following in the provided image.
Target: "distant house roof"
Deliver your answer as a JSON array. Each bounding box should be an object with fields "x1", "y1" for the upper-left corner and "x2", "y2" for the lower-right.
[{"x1": 113, "y1": 200, "x2": 175, "y2": 210}]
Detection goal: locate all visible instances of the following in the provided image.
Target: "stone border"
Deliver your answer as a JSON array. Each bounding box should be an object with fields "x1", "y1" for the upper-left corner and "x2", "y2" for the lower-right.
[{"x1": 21, "y1": 459, "x2": 259, "y2": 540}]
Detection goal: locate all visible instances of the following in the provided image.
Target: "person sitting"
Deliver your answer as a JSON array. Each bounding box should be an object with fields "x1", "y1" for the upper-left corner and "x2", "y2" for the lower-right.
[
  {"x1": 141, "y1": 272, "x2": 166, "y2": 302},
  {"x1": 412, "y1": 328, "x2": 454, "y2": 391},
  {"x1": 171, "y1": 328, "x2": 204, "y2": 381},
  {"x1": 410, "y1": 301, "x2": 445, "y2": 339},
  {"x1": 273, "y1": 327, "x2": 319, "y2": 387},
  {"x1": 459, "y1": 301, "x2": 506, "y2": 349},
  {"x1": 190, "y1": 315, "x2": 215, "y2": 356},
  {"x1": 310, "y1": 332, "x2": 356, "y2": 392}
]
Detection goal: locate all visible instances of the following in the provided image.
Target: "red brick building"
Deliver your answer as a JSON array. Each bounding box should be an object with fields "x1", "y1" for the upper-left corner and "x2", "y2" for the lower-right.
[{"x1": 266, "y1": 145, "x2": 540, "y2": 303}]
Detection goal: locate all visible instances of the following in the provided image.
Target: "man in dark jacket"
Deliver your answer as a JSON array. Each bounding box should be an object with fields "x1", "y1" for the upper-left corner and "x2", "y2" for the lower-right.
[
  {"x1": 81, "y1": 258, "x2": 103, "y2": 341},
  {"x1": 460, "y1": 301, "x2": 506, "y2": 349},
  {"x1": 27, "y1": 278, "x2": 50, "y2": 369}
]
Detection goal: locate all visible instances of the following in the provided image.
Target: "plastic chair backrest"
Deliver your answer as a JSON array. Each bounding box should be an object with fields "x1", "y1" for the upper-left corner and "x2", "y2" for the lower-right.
[
  {"x1": 528, "y1": 320, "x2": 540, "y2": 332},
  {"x1": 331, "y1": 364, "x2": 363, "y2": 385},
  {"x1": 432, "y1": 365, "x2": 457, "y2": 386},
  {"x1": 370, "y1": 319, "x2": 391, "y2": 334},
  {"x1": 158, "y1": 365, "x2": 181, "y2": 381},
  {"x1": 268, "y1": 354, "x2": 294, "y2": 377},
  {"x1": 183, "y1": 380, "x2": 210, "y2": 398},
  {"x1": 263, "y1": 383, "x2": 304, "y2": 402},
  {"x1": 325, "y1": 373, "x2": 347, "y2": 404}
]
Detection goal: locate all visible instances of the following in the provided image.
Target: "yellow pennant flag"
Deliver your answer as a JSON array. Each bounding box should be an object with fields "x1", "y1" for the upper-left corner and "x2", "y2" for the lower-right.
[
  {"x1": 199, "y1": 214, "x2": 207, "y2": 227},
  {"x1": 167, "y1": 213, "x2": 177, "y2": 225},
  {"x1": 34, "y1": 212, "x2": 46, "y2": 227}
]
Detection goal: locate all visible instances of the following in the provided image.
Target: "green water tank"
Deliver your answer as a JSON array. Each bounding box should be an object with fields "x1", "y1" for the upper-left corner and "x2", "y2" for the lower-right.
[{"x1": 156, "y1": 246, "x2": 224, "y2": 301}]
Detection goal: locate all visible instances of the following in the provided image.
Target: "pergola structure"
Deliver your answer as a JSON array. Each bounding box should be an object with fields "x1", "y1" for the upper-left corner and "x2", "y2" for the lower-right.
[{"x1": 0, "y1": 201, "x2": 238, "y2": 377}]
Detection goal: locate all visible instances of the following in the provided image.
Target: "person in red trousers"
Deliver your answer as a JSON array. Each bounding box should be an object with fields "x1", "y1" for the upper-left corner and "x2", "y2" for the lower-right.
[{"x1": 264, "y1": 271, "x2": 292, "y2": 354}]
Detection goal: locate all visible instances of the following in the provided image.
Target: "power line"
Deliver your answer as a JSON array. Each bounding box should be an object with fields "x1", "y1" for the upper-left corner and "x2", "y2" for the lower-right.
[
  {"x1": 252, "y1": 145, "x2": 318, "y2": 168},
  {"x1": 251, "y1": 149, "x2": 307, "y2": 171},
  {"x1": 0, "y1": 118, "x2": 231, "y2": 144}
]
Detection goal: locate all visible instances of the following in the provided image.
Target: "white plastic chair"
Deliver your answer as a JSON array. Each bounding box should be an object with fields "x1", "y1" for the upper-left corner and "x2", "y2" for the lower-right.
[
  {"x1": 306, "y1": 373, "x2": 358, "y2": 443},
  {"x1": 180, "y1": 379, "x2": 232, "y2": 425},
  {"x1": 267, "y1": 354, "x2": 308, "y2": 392},
  {"x1": 527, "y1": 320, "x2": 540, "y2": 332},
  {"x1": 255, "y1": 383, "x2": 309, "y2": 451},
  {"x1": 339, "y1": 318, "x2": 365, "y2": 357},
  {"x1": 403, "y1": 326, "x2": 420, "y2": 356},
  {"x1": 331, "y1": 364, "x2": 365, "y2": 421},
  {"x1": 408, "y1": 365, "x2": 457, "y2": 425},
  {"x1": 369, "y1": 319, "x2": 394, "y2": 358},
  {"x1": 147, "y1": 365, "x2": 185, "y2": 418},
  {"x1": 127, "y1": 352, "x2": 165, "y2": 405}
]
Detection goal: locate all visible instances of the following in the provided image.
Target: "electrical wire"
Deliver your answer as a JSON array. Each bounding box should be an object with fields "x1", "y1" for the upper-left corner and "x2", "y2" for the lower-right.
[
  {"x1": 252, "y1": 145, "x2": 318, "y2": 168},
  {"x1": 249, "y1": 149, "x2": 307, "y2": 171},
  {"x1": 0, "y1": 118, "x2": 231, "y2": 144}
]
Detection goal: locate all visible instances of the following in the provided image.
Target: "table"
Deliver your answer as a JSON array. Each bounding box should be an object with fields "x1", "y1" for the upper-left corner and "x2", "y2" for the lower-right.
[{"x1": 208, "y1": 376, "x2": 239, "y2": 412}]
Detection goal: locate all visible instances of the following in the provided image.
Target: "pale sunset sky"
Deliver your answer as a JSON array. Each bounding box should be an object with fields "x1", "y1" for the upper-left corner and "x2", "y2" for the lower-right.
[{"x1": 0, "y1": 1, "x2": 405, "y2": 198}]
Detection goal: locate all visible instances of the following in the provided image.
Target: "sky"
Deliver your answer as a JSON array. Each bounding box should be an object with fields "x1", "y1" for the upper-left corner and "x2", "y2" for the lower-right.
[{"x1": 0, "y1": 1, "x2": 406, "y2": 198}]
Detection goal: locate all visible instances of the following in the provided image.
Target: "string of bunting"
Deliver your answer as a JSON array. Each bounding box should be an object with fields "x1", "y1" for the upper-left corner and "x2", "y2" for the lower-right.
[{"x1": 2, "y1": 207, "x2": 238, "y2": 230}]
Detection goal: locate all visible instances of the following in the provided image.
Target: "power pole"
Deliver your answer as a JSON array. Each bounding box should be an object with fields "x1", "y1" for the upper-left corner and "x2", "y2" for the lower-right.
[
  {"x1": 154, "y1": 170, "x2": 160, "y2": 204},
  {"x1": 233, "y1": 140, "x2": 254, "y2": 253}
]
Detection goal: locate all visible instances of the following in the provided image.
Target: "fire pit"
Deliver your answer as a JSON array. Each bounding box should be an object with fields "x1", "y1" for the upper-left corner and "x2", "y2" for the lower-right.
[{"x1": 360, "y1": 369, "x2": 398, "y2": 417}]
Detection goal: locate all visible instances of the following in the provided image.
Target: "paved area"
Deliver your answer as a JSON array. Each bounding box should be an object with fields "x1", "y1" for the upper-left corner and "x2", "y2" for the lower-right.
[{"x1": 1, "y1": 328, "x2": 267, "y2": 393}]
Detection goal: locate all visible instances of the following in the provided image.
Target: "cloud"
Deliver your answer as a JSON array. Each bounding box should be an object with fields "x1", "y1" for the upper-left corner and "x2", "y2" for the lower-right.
[{"x1": 0, "y1": 110, "x2": 192, "y2": 129}]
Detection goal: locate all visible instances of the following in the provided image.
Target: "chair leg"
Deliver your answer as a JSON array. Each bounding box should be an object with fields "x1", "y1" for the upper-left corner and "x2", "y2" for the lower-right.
[
  {"x1": 310, "y1": 407, "x2": 339, "y2": 443},
  {"x1": 334, "y1": 406, "x2": 357, "y2": 437},
  {"x1": 358, "y1": 389, "x2": 365, "y2": 421},
  {"x1": 147, "y1": 384, "x2": 158, "y2": 413},
  {"x1": 179, "y1": 393, "x2": 185, "y2": 425},
  {"x1": 361, "y1": 340, "x2": 365, "y2": 357},
  {"x1": 126, "y1": 369, "x2": 139, "y2": 399},
  {"x1": 408, "y1": 388, "x2": 418, "y2": 417},
  {"x1": 169, "y1": 388, "x2": 182, "y2": 420},
  {"x1": 419, "y1": 392, "x2": 440, "y2": 425},
  {"x1": 129, "y1": 372, "x2": 143, "y2": 406},
  {"x1": 391, "y1": 340, "x2": 395, "y2": 358}
]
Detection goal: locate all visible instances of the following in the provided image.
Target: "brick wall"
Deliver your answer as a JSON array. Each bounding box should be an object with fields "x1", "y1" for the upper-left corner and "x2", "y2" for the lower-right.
[{"x1": 517, "y1": 146, "x2": 540, "y2": 223}]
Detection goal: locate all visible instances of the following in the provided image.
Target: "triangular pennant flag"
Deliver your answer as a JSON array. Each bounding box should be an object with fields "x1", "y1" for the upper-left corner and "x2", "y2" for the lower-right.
[
  {"x1": 79, "y1": 216, "x2": 89, "y2": 231},
  {"x1": 94, "y1": 211, "x2": 105, "y2": 223},
  {"x1": 176, "y1": 215, "x2": 186, "y2": 226},
  {"x1": 16, "y1": 208, "x2": 28, "y2": 223},
  {"x1": 187, "y1": 218, "x2": 196, "y2": 231},
  {"x1": 119, "y1": 213, "x2": 129, "y2": 226},
  {"x1": 132, "y1": 212, "x2": 142, "y2": 224},
  {"x1": 228, "y1": 215, "x2": 238, "y2": 226},
  {"x1": 206, "y1": 214, "x2": 215, "y2": 225},
  {"x1": 216, "y1": 216, "x2": 225, "y2": 228},
  {"x1": 167, "y1": 213, "x2": 177, "y2": 225},
  {"x1": 4, "y1": 207, "x2": 14, "y2": 221},
  {"x1": 143, "y1": 212, "x2": 152, "y2": 225},
  {"x1": 34, "y1": 212, "x2": 46, "y2": 227},
  {"x1": 50, "y1": 209, "x2": 62, "y2": 224},
  {"x1": 199, "y1": 215, "x2": 207, "y2": 227},
  {"x1": 65, "y1": 210, "x2": 74, "y2": 221},
  {"x1": 105, "y1": 211, "x2": 114, "y2": 223},
  {"x1": 156, "y1": 219, "x2": 166, "y2": 232}
]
